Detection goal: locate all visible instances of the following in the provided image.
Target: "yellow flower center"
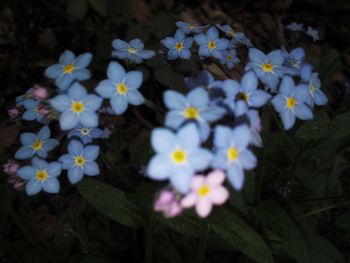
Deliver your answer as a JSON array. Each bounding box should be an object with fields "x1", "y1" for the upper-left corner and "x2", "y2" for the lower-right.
[
  {"x1": 227, "y1": 147, "x2": 239, "y2": 161},
  {"x1": 187, "y1": 24, "x2": 197, "y2": 30},
  {"x1": 71, "y1": 101, "x2": 85, "y2": 113},
  {"x1": 23, "y1": 93, "x2": 32, "y2": 99},
  {"x1": 237, "y1": 92, "x2": 249, "y2": 102},
  {"x1": 208, "y1": 41, "x2": 216, "y2": 50},
  {"x1": 34, "y1": 107, "x2": 40, "y2": 113},
  {"x1": 117, "y1": 83, "x2": 128, "y2": 95},
  {"x1": 74, "y1": 155, "x2": 86, "y2": 167},
  {"x1": 227, "y1": 55, "x2": 233, "y2": 61},
  {"x1": 175, "y1": 42, "x2": 184, "y2": 51},
  {"x1": 286, "y1": 97, "x2": 296, "y2": 109},
  {"x1": 80, "y1": 128, "x2": 91, "y2": 136},
  {"x1": 63, "y1": 63, "x2": 75, "y2": 74},
  {"x1": 261, "y1": 63, "x2": 273, "y2": 72},
  {"x1": 35, "y1": 169, "x2": 48, "y2": 182},
  {"x1": 309, "y1": 83, "x2": 316, "y2": 96},
  {"x1": 127, "y1": 47, "x2": 138, "y2": 54},
  {"x1": 172, "y1": 149, "x2": 187, "y2": 164},
  {"x1": 32, "y1": 140, "x2": 43, "y2": 151},
  {"x1": 184, "y1": 107, "x2": 199, "y2": 119},
  {"x1": 228, "y1": 30, "x2": 236, "y2": 38},
  {"x1": 197, "y1": 185, "x2": 210, "y2": 196}
]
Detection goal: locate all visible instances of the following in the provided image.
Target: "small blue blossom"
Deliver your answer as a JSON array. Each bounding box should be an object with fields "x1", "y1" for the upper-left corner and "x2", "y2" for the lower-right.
[
  {"x1": 50, "y1": 83, "x2": 102, "y2": 130},
  {"x1": 220, "y1": 49, "x2": 240, "y2": 69},
  {"x1": 161, "y1": 29, "x2": 194, "y2": 60},
  {"x1": 237, "y1": 33, "x2": 253, "y2": 47},
  {"x1": 247, "y1": 110, "x2": 262, "y2": 147},
  {"x1": 22, "y1": 99, "x2": 46, "y2": 123},
  {"x1": 16, "y1": 157, "x2": 61, "y2": 196},
  {"x1": 286, "y1": 22, "x2": 304, "y2": 32},
  {"x1": 306, "y1": 26, "x2": 319, "y2": 42},
  {"x1": 212, "y1": 125, "x2": 257, "y2": 190},
  {"x1": 300, "y1": 64, "x2": 328, "y2": 108},
  {"x1": 59, "y1": 140, "x2": 100, "y2": 184},
  {"x1": 68, "y1": 124, "x2": 103, "y2": 144},
  {"x1": 223, "y1": 71, "x2": 271, "y2": 116},
  {"x1": 95, "y1": 62, "x2": 144, "y2": 115},
  {"x1": 216, "y1": 24, "x2": 249, "y2": 46},
  {"x1": 147, "y1": 123, "x2": 213, "y2": 193},
  {"x1": 194, "y1": 26, "x2": 230, "y2": 59},
  {"x1": 15, "y1": 126, "x2": 59, "y2": 160},
  {"x1": 245, "y1": 48, "x2": 287, "y2": 91},
  {"x1": 175, "y1": 21, "x2": 209, "y2": 34},
  {"x1": 282, "y1": 47, "x2": 305, "y2": 76},
  {"x1": 44, "y1": 50, "x2": 92, "y2": 91},
  {"x1": 16, "y1": 88, "x2": 34, "y2": 106},
  {"x1": 111, "y1": 38, "x2": 155, "y2": 64},
  {"x1": 163, "y1": 88, "x2": 226, "y2": 141},
  {"x1": 271, "y1": 76, "x2": 313, "y2": 130},
  {"x1": 101, "y1": 126, "x2": 113, "y2": 139}
]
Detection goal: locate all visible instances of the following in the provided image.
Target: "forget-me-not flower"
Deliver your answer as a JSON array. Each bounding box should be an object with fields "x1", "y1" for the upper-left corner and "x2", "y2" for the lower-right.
[
  {"x1": 111, "y1": 38, "x2": 155, "y2": 64},
  {"x1": 17, "y1": 157, "x2": 61, "y2": 196},
  {"x1": 161, "y1": 29, "x2": 193, "y2": 60},
  {"x1": 95, "y1": 62, "x2": 144, "y2": 115},
  {"x1": 216, "y1": 24, "x2": 248, "y2": 45},
  {"x1": 286, "y1": 22, "x2": 304, "y2": 32},
  {"x1": 282, "y1": 47, "x2": 305, "y2": 76},
  {"x1": 212, "y1": 125, "x2": 257, "y2": 190},
  {"x1": 50, "y1": 82, "x2": 102, "y2": 130},
  {"x1": 175, "y1": 21, "x2": 208, "y2": 34},
  {"x1": 194, "y1": 26, "x2": 230, "y2": 59},
  {"x1": 147, "y1": 123, "x2": 213, "y2": 193},
  {"x1": 271, "y1": 76, "x2": 313, "y2": 130},
  {"x1": 21, "y1": 99, "x2": 46, "y2": 123},
  {"x1": 59, "y1": 140, "x2": 100, "y2": 184},
  {"x1": 220, "y1": 49, "x2": 240, "y2": 69},
  {"x1": 306, "y1": 26, "x2": 319, "y2": 42},
  {"x1": 16, "y1": 88, "x2": 34, "y2": 107},
  {"x1": 68, "y1": 124, "x2": 103, "y2": 144},
  {"x1": 164, "y1": 88, "x2": 226, "y2": 141},
  {"x1": 44, "y1": 50, "x2": 92, "y2": 91},
  {"x1": 223, "y1": 71, "x2": 271, "y2": 116},
  {"x1": 15, "y1": 126, "x2": 59, "y2": 160}
]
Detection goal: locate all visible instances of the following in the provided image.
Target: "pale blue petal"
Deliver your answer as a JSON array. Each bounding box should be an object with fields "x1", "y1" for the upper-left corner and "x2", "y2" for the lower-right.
[
  {"x1": 162, "y1": 37, "x2": 176, "y2": 49},
  {"x1": 227, "y1": 165, "x2": 244, "y2": 190},
  {"x1": 314, "y1": 89, "x2": 328, "y2": 105},
  {"x1": 129, "y1": 38, "x2": 144, "y2": 49},
  {"x1": 223, "y1": 79, "x2": 240, "y2": 97},
  {"x1": 295, "y1": 104, "x2": 313, "y2": 120},
  {"x1": 174, "y1": 29, "x2": 185, "y2": 41},
  {"x1": 95, "y1": 79, "x2": 116, "y2": 98},
  {"x1": 44, "y1": 64, "x2": 63, "y2": 79},
  {"x1": 249, "y1": 91, "x2": 271, "y2": 107},
  {"x1": 84, "y1": 145, "x2": 100, "y2": 160},
  {"x1": 198, "y1": 46, "x2": 210, "y2": 57},
  {"x1": 238, "y1": 149, "x2": 257, "y2": 170},
  {"x1": 22, "y1": 110, "x2": 36, "y2": 121},
  {"x1": 37, "y1": 126, "x2": 51, "y2": 140},
  {"x1": 72, "y1": 69, "x2": 91, "y2": 80},
  {"x1": 68, "y1": 140, "x2": 83, "y2": 155},
  {"x1": 15, "y1": 146, "x2": 33, "y2": 160},
  {"x1": 183, "y1": 38, "x2": 193, "y2": 49},
  {"x1": 215, "y1": 39, "x2": 230, "y2": 50},
  {"x1": 177, "y1": 123, "x2": 200, "y2": 150},
  {"x1": 163, "y1": 90, "x2": 187, "y2": 110},
  {"x1": 60, "y1": 110, "x2": 79, "y2": 130},
  {"x1": 212, "y1": 151, "x2": 228, "y2": 169},
  {"x1": 138, "y1": 50, "x2": 155, "y2": 59},
  {"x1": 294, "y1": 85, "x2": 309, "y2": 102},
  {"x1": 188, "y1": 148, "x2": 212, "y2": 170},
  {"x1": 151, "y1": 128, "x2": 175, "y2": 153},
  {"x1": 194, "y1": 34, "x2": 207, "y2": 45},
  {"x1": 207, "y1": 26, "x2": 218, "y2": 40},
  {"x1": 249, "y1": 48, "x2": 266, "y2": 63},
  {"x1": 179, "y1": 49, "x2": 191, "y2": 59},
  {"x1": 124, "y1": 71, "x2": 143, "y2": 89},
  {"x1": 59, "y1": 50, "x2": 75, "y2": 65},
  {"x1": 44, "y1": 139, "x2": 59, "y2": 151},
  {"x1": 80, "y1": 111, "x2": 98, "y2": 128},
  {"x1": 165, "y1": 111, "x2": 185, "y2": 129},
  {"x1": 32, "y1": 157, "x2": 47, "y2": 170},
  {"x1": 47, "y1": 162, "x2": 62, "y2": 177},
  {"x1": 67, "y1": 82, "x2": 87, "y2": 100},
  {"x1": 281, "y1": 110, "x2": 296, "y2": 130},
  {"x1": 241, "y1": 71, "x2": 258, "y2": 92},
  {"x1": 110, "y1": 95, "x2": 128, "y2": 115},
  {"x1": 36, "y1": 149, "x2": 48, "y2": 159},
  {"x1": 74, "y1": 53, "x2": 93, "y2": 68},
  {"x1": 59, "y1": 154, "x2": 74, "y2": 169},
  {"x1": 147, "y1": 155, "x2": 171, "y2": 180},
  {"x1": 50, "y1": 95, "x2": 70, "y2": 111},
  {"x1": 43, "y1": 178, "x2": 60, "y2": 194},
  {"x1": 112, "y1": 39, "x2": 129, "y2": 50},
  {"x1": 83, "y1": 95, "x2": 103, "y2": 111},
  {"x1": 25, "y1": 179, "x2": 42, "y2": 196},
  {"x1": 83, "y1": 161, "x2": 100, "y2": 176},
  {"x1": 55, "y1": 74, "x2": 74, "y2": 90},
  {"x1": 169, "y1": 169, "x2": 192, "y2": 193},
  {"x1": 127, "y1": 90, "x2": 144, "y2": 105},
  {"x1": 20, "y1": 133, "x2": 35, "y2": 145},
  {"x1": 214, "y1": 125, "x2": 232, "y2": 148},
  {"x1": 68, "y1": 167, "x2": 84, "y2": 184},
  {"x1": 187, "y1": 88, "x2": 208, "y2": 108},
  {"x1": 200, "y1": 106, "x2": 225, "y2": 122},
  {"x1": 234, "y1": 100, "x2": 248, "y2": 116},
  {"x1": 261, "y1": 73, "x2": 279, "y2": 90},
  {"x1": 232, "y1": 125, "x2": 250, "y2": 150},
  {"x1": 107, "y1": 62, "x2": 125, "y2": 82},
  {"x1": 167, "y1": 50, "x2": 178, "y2": 60},
  {"x1": 271, "y1": 94, "x2": 285, "y2": 112},
  {"x1": 17, "y1": 166, "x2": 35, "y2": 180}
]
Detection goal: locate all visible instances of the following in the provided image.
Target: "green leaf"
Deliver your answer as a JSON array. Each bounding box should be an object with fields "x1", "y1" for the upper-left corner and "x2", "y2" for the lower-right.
[
  {"x1": 314, "y1": 49, "x2": 341, "y2": 85},
  {"x1": 307, "y1": 233, "x2": 344, "y2": 263},
  {"x1": 256, "y1": 200, "x2": 311, "y2": 263},
  {"x1": 67, "y1": 0, "x2": 88, "y2": 19},
  {"x1": 77, "y1": 178, "x2": 142, "y2": 227},
  {"x1": 208, "y1": 207, "x2": 274, "y2": 263},
  {"x1": 296, "y1": 110, "x2": 332, "y2": 140},
  {"x1": 88, "y1": 0, "x2": 109, "y2": 16},
  {"x1": 154, "y1": 66, "x2": 187, "y2": 92}
]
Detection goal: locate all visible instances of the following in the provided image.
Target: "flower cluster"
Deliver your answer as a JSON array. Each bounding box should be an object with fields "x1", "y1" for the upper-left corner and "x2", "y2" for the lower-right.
[{"x1": 286, "y1": 22, "x2": 320, "y2": 42}]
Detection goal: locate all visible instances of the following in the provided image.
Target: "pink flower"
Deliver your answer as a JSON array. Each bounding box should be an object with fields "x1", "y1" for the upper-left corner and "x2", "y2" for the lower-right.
[
  {"x1": 154, "y1": 190, "x2": 182, "y2": 218},
  {"x1": 181, "y1": 170, "x2": 229, "y2": 218},
  {"x1": 3, "y1": 160, "x2": 19, "y2": 175},
  {"x1": 8, "y1": 108, "x2": 19, "y2": 118},
  {"x1": 32, "y1": 85, "x2": 49, "y2": 100},
  {"x1": 8, "y1": 175, "x2": 25, "y2": 191},
  {"x1": 38, "y1": 105, "x2": 51, "y2": 115}
]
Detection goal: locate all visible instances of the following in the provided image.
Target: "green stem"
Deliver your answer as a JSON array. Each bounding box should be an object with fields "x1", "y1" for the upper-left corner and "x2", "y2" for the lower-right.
[
  {"x1": 144, "y1": 98, "x2": 165, "y2": 113},
  {"x1": 296, "y1": 201, "x2": 350, "y2": 220}
]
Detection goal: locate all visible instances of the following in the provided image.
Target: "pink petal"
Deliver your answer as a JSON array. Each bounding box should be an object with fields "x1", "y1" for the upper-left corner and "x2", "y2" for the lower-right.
[
  {"x1": 207, "y1": 170, "x2": 226, "y2": 186},
  {"x1": 191, "y1": 175, "x2": 205, "y2": 190},
  {"x1": 181, "y1": 192, "x2": 197, "y2": 208},
  {"x1": 165, "y1": 203, "x2": 182, "y2": 217},
  {"x1": 195, "y1": 199, "x2": 213, "y2": 218},
  {"x1": 208, "y1": 186, "x2": 229, "y2": 205}
]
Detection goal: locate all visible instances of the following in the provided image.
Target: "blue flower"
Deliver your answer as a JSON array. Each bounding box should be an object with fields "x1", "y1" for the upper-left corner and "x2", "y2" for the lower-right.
[
  {"x1": 306, "y1": 26, "x2": 319, "y2": 42},
  {"x1": 175, "y1": 21, "x2": 208, "y2": 34},
  {"x1": 245, "y1": 48, "x2": 287, "y2": 91},
  {"x1": 236, "y1": 33, "x2": 253, "y2": 47},
  {"x1": 212, "y1": 125, "x2": 257, "y2": 190},
  {"x1": 161, "y1": 29, "x2": 193, "y2": 60},
  {"x1": 216, "y1": 24, "x2": 248, "y2": 46},
  {"x1": 17, "y1": 157, "x2": 61, "y2": 196},
  {"x1": 271, "y1": 76, "x2": 313, "y2": 130},
  {"x1": 147, "y1": 123, "x2": 213, "y2": 193},
  {"x1": 15, "y1": 126, "x2": 59, "y2": 160},
  {"x1": 283, "y1": 47, "x2": 305, "y2": 76},
  {"x1": 220, "y1": 49, "x2": 240, "y2": 69},
  {"x1": 59, "y1": 140, "x2": 100, "y2": 184},
  {"x1": 286, "y1": 22, "x2": 304, "y2": 32},
  {"x1": 247, "y1": 110, "x2": 262, "y2": 147},
  {"x1": 50, "y1": 82, "x2": 102, "y2": 130},
  {"x1": 67, "y1": 124, "x2": 103, "y2": 144},
  {"x1": 164, "y1": 88, "x2": 226, "y2": 141},
  {"x1": 223, "y1": 71, "x2": 271, "y2": 116},
  {"x1": 22, "y1": 99, "x2": 46, "y2": 123},
  {"x1": 16, "y1": 88, "x2": 34, "y2": 106},
  {"x1": 194, "y1": 26, "x2": 230, "y2": 59},
  {"x1": 300, "y1": 64, "x2": 328, "y2": 108},
  {"x1": 95, "y1": 62, "x2": 144, "y2": 115},
  {"x1": 44, "y1": 50, "x2": 92, "y2": 91},
  {"x1": 111, "y1": 38, "x2": 155, "y2": 64}
]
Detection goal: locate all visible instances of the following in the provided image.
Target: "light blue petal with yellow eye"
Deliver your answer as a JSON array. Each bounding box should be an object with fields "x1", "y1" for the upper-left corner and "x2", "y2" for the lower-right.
[
  {"x1": 162, "y1": 37, "x2": 176, "y2": 49},
  {"x1": 72, "y1": 69, "x2": 91, "y2": 80},
  {"x1": 215, "y1": 39, "x2": 230, "y2": 50},
  {"x1": 167, "y1": 49, "x2": 178, "y2": 60},
  {"x1": 177, "y1": 123, "x2": 200, "y2": 150},
  {"x1": 267, "y1": 50, "x2": 284, "y2": 65},
  {"x1": 112, "y1": 50, "x2": 129, "y2": 59},
  {"x1": 174, "y1": 29, "x2": 185, "y2": 41},
  {"x1": 15, "y1": 146, "x2": 33, "y2": 160},
  {"x1": 74, "y1": 53, "x2": 92, "y2": 68},
  {"x1": 44, "y1": 139, "x2": 59, "y2": 151},
  {"x1": 95, "y1": 79, "x2": 116, "y2": 98},
  {"x1": 84, "y1": 161, "x2": 100, "y2": 176},
  {"x1": 20, "y1": 133, "x2": 35, "y2": 145},
  {"x1": 50, "y1": 94, "x2": 70, "y2": 112},
  {"x1": 68, "y1": 167, "x2": 84, "y2": 184},
  {"x1": 187, "y1": 88, "x2": 209, "y2": 108},
  {"x1": 47, "y1": 162, "x2": 62, "y2": 177},
  {"x1": 83, "y1": 95, "x2": 103, "y2": 111},
  {"x1": 241, "y1": 71, "x2": 258, "y2": 92},
  {"x1": 227, "y1": 164, "x2": 244, "y2": 190},
  {"x1": 295, "y1": 104, "x2": 313, "y2": 120},
  {"x1": 249, "y1": 90, "x2": 271, "y2": 107},
  {"x1": 200, "y1": 106, "x2": 225, "y2": 122},
  {"x1": 151, "y1": 128, "x2": 176, "y2": 153},
  {"x1": 147, "y1": 155, "x2": 171, "y2": 180},
  {"x1": 124, "y1": 71, "x2": 142, "y2": 89},
  {"x1": 23, "y1": 110, "x2": 37, "y2": 121},
  {"x1": 112, "y1": 39, "x2": 128, "y2": 50},
  {"x1": 179, "y1": 49, "x2": 191, "y2": 59},
  {"x1": 188, "y1": 148, "x2": 212, "y2": 170},
  {"x1": 127, "y1": 90, "x2": 144, "y2": 105},
  {"x1": 43, "y1": 178, "x2": 60, "y2": 194},
  {"x1": 212, "y1": 151, "x2": 228, "y2": 169},
  {"x1": 198, "y1": 46, "x2": 211, "y2": 57},
  {"x1": 223, "y1": 79, "x2": 240, "y2": 97},
  {"x1": 25, "y1": 179, "x2": 42, "y2": 196},
  {"x1": 235, "y1": 100, "x2": 248, "y2": 116},
  {"x1": 169, "y1": 168, "x2": 192, "y2": 193},
  {"x1": 60, "y1": 110, "x2": 79, "y2": 130},
  {"x1": 294, "y1": 85, "x2": 309, "y2": 102},
  {"x1": 32, "y1": 157, "x2": 47, "y2": 170},
  {"x1": 165, "y1": 111, "x2": 185, "y2": 129},
  {"x1": 194, "y1": 34, "x2": 207, "y2": 45},
  {"x1": 271, "y1": 94, "x2": 285, "y2": 112},
  {"x1": 164, "y1": 90, "x2": 187, "y2": 110},
  {"x1": 68, "y1": 140, "x2": 83, "y2": 155},
  {"x1": 238, "y1": 149, "x2": 257, "y2": 170},
  {"x1": 37, "y1": 126, "x2": 51, "y2": 140},
  {"x1": 59, "y1": 154, "x2": 74, "y2": 169},
  {"x1": 55, "y1": 74, "x2": 74, "y2": 90},
  {"x1": 84, "y1": 145, "x2": 100, "y2": 160},
  {"x1": 107, "y1": 62, "x2": 125, "y2": 83},
  {"x1": 281, "y1": 109, "x2": 296, "y2": 130},
  {"x1": 80, "y1": 111, "x2": 98, "y2": 128},
  {"x1": 261, "y1": 73, "x2": 279, "y2": 90},
  {"x1": 44, "y1": 64, "x2": 63, "y2": 79},
  {"x1": 17, "y1": 166, "x2": 35, "y2": 180},
  {"x1": 110, "y1": 95, "x2": 128, "y2": 115},
  {"x1": 68, "y1": 82, "x2": 87, "y2": 100},
  {"x1": 59, "y1": 50, "x2": 75, "y2": 65},
  {"x1": 249, "y1": 48, "x2": 266, "y2": 63},
  {"x1": 207, "y1": 26, "x2": 218, "y2": 40},
  {"x1": 129, "y1": 38, "x2": 144, "y2": 49},
  {"x1": 232, "y1": 125, "x2": 250, "y2": 150},
  {"x1": 36, "y1": 149, "x2": 48, "y2": 159}
]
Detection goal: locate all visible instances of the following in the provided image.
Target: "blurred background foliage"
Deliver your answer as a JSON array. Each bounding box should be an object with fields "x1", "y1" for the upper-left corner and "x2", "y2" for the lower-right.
[{"x1": 1, "y1": 0, "x2": 350, "y2": 262}]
